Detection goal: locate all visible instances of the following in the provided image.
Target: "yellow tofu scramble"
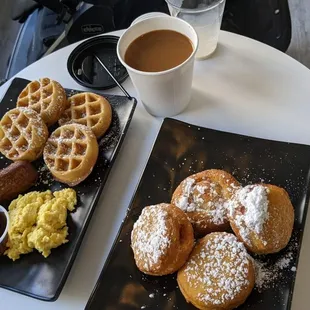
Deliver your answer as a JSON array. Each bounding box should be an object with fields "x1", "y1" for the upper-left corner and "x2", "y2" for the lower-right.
[{"x1": 5, "y1": 188, "x2": 77, "y2": 261}]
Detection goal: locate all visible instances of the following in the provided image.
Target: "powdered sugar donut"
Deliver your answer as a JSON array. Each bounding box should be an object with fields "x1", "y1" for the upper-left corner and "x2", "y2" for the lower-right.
[
  {"x1": 177, "y1": 232, "x2": 254, "y2": 310},
  {"x1": 131, "y1": 203, "x2": 194, "y2": 276},
  {"x1": 228, "y1": 184, "x2": 294, "y2": 254},
  {"x1": 171, "y1": 169, "x2": 240, "y2": 237}
]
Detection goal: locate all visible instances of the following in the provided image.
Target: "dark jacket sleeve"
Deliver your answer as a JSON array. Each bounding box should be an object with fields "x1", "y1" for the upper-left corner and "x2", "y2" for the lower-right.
[{"x1": 222, "y1": 0, "x2": 291, "y2": 52}]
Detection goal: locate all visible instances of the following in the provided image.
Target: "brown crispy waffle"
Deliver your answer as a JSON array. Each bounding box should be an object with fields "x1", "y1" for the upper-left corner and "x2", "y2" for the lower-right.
[
  {"x1": 0, "y1": 107, "x2": 48, "y2": 161},
  {"x1": 17, "y1": 78, "x2": 67, "y2": 126},
  {"x1": 43, "y1": 124, "x2": 99, "y2": 186},
  {"x1": 58, "y1": 92, "x2": 112, "y2": 138}
]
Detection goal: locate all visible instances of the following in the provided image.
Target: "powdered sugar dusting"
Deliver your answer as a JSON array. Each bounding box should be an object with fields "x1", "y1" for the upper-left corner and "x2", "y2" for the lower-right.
[
  {"x1": 131, "y1": 205, "x2": 171, "y2": 272},
  {"x1": 183, "y1": 233, "x2": 252, "y2": 306},
  {"x1": 36, "y1": 164, "x2": 54, "y2": 186},
  {"x1": 229, "y1": 185, "x2": 269, "y2": 244},
  {"x1": 253, "y1": 259, "x2": 276, "y2": 291},
  {"x1": 276, "y1": 252, "x2": 293, "y2": 270},
  {"x1": 174, "y1": 177, "x2": 233, "y2": 225},
  {"x1": 254, "y1": 251, "x2": 295, "y2": 292},
  {"x1": 175, "y1": 177, "x2": 195, "y2": 211}
]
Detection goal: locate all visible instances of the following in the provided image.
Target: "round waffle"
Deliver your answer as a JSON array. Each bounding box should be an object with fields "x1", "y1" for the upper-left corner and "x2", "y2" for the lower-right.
[
  {"x1": 0, "y1": 107, "x2": 48, "y2": 161},
  {"x1": 58, "y1": 92, "x2": 112, "y2": 138},
  {"x1": 16, "y1": 78, "x2": 67, "y2": 126},
  {"x1": 43, "y1": 124, "x2": 99, "y2": 186}
]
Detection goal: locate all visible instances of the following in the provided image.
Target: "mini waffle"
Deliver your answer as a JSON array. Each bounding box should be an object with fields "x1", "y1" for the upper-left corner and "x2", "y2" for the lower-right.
[
  {"x1": 16, "y1": 78, "x2": 67, "y2": 126},
  {"x1": 58, "y1": 92, "x2": 112, "y2": 138},
  {"x1": 0, "y1": 107, "x2": 48, "y2": 161},
  {"x1": 43, "y1": 123, "x2": 99, "y2": 186}
]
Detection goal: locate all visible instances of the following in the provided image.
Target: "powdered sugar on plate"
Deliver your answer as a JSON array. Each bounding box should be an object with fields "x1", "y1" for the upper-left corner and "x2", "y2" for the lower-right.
[
  {"x1": 36, "y1": 164, "x2": 54, "y2": 186},
  {"x1": 183, "y1": 233, "x2": 252, "y2": 306},
  {"x1": 253, "y1": 235, "x2": 298, "y2": 292},
  {"x1": 276, "y1": 252, "x2": 293, "y2": 270},
  {"x1": 254, "y1": 251, "x2": 294, "y2": 292},
  {"x1": 131, "y1": 204, "x2": 171, "y2": 272},
  {"x1": 229, "y1": 185, "x2": 269, "y2": 245}
]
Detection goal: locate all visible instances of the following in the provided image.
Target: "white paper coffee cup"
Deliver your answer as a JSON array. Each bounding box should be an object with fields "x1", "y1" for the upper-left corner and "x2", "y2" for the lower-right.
[{"x1": 117, "y1": 15, "x2": 198, "y2": 117}]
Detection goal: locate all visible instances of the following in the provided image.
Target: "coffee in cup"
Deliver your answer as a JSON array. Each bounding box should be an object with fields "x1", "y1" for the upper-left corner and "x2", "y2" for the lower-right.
[
  {"x1": 125, "y1": 30, "x2": 193, "y2": 72},
  {"x1": 117, "y1": 15, "x2": 198, "y2": 117}
]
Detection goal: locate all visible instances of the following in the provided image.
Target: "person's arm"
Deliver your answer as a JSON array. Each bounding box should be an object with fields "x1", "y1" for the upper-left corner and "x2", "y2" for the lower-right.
[{"x1": 222, "y1": 0, "x2": 291, "y2": 52}]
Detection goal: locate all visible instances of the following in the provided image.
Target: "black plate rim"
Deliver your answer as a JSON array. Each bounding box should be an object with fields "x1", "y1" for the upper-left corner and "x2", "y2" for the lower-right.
[
  {"x1": 86, "y1": 117, "x2": 310, "y2": 310},
  {"x1": 0, "y1": 77, "x2": 137, "y2": 301},
  {"x1": 67, "y1": 35, "x2": 129, "y2": 90},
  {"x1": 85, "y1": 118, "x2": 167, "y2": 309}
]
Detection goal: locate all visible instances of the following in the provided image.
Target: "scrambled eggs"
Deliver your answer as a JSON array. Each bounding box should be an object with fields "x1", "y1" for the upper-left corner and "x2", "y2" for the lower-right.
[{"x1": 5, "y1": 188, "x2": 77, "y2": 261}]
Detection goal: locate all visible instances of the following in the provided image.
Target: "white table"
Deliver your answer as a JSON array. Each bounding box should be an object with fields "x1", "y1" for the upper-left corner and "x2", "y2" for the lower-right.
[{"x1": 1, "y1": 30, "x2": 310, "y2": 310}]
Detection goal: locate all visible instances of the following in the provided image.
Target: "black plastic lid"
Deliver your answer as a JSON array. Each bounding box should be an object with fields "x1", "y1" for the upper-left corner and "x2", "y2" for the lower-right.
[{"x1": 67, "y1": 35, "x2": 128, "y2": 90}]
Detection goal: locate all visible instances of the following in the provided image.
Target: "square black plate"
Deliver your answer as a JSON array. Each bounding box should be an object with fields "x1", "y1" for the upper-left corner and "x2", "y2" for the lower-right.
[
  {"x1": 0, "y1": 78, "x2": 137, "y2": 301},
  {"x1": 86, "y1": 118, "x2": 310, "y2": 310}
]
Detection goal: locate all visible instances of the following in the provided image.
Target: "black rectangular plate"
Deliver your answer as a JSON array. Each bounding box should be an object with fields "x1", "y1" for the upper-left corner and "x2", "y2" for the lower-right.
[
  {"x1": 86, "y1": 118, "x2": 310, "y2": 310},
  {"x1": 0, "y1": 78, "x2": 137, "y2": 301}
]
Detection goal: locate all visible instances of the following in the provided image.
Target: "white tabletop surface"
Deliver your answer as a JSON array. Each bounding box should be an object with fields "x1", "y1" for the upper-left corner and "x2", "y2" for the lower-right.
[{"x1": 1, "y1": 29, "x2": 310, "y2": 310}]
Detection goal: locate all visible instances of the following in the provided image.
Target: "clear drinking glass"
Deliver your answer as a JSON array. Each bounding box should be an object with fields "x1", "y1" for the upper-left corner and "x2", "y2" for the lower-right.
[{"x1": 166, "y1": 0, "x2": 226, "y2": 59}]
